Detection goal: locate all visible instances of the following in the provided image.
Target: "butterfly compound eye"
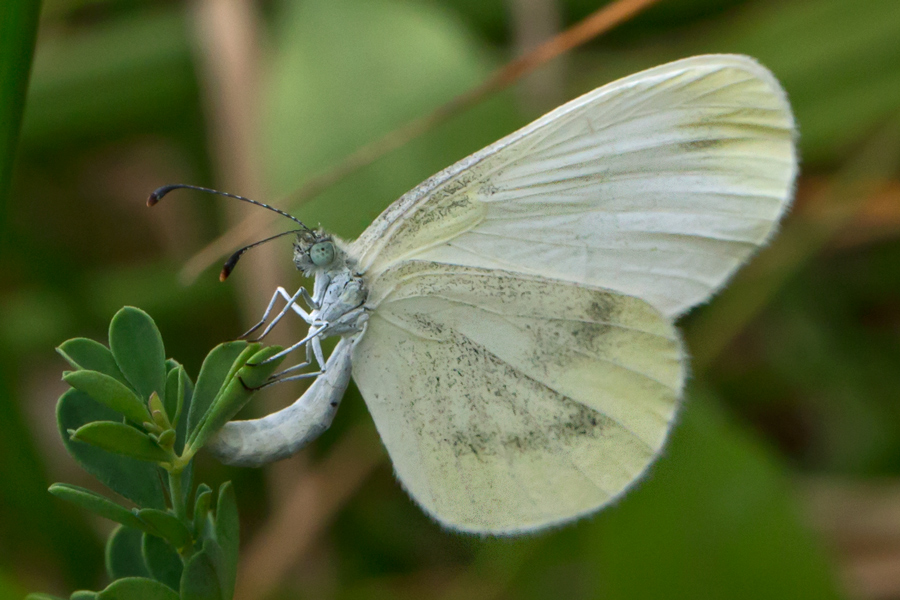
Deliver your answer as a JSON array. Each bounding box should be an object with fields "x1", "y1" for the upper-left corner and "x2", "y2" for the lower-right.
[{"x1": 309, "y1": 241, "x2": 335, "y2": 267}]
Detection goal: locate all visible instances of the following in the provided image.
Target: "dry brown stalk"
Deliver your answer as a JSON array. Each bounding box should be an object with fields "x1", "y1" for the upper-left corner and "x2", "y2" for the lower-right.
[{"x1": 179, "y1": 0, "x2": 664, "y2": 283}]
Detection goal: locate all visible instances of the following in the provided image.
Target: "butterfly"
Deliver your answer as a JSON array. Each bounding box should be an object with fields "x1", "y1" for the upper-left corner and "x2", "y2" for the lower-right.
[{"x1": 151, "y1": 54, "x2": 796, "y2": 534}]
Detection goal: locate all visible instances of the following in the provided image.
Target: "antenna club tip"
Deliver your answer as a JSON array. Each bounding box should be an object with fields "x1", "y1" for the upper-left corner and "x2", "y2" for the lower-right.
[
  {"x1": 147, "y1": 185, "x2": 176, "y2": 206},
  {"x1": 219, "y1": 267, "x2": 231, "y2": 282}
]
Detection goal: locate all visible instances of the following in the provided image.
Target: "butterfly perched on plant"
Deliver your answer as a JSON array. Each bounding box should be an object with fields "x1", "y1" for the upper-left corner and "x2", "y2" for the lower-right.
[{"x1": 151, "y1": 54, "x2": 796, "y2": 534}]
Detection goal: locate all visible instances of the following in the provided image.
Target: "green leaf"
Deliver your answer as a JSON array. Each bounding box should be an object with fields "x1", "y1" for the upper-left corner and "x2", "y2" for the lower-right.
[
  {"x1": 180, "y1": 550, "x2": 222, "y2": 600},
  {"x1": 0, "y1": 0, "x2": 40, "y2": 210},
  {"x1": 70, "y1": 592, "x2": 99, "y2": 600},
  {"x1": 164, "y1": 366, "x2": 190, "y2": 434},
  {"x1": 57, "y1": 338, "x2": 130, "y2": 386},
  {"x1": 189, "y1": 346, "x2": 284, "y2": 452},
  {"x1": 71, "y1": 421, "x2": 171, "y2": 463},
  {"x1": 212, "y1": 482, "x2": 239, "y2": 599},
  {"x1": 142, "y1": 533, "x2": 182, "y2": 591},
  {"x1": 148, "y1": 392, "x2": 169, "y2": 429},
  {"x1": 165, "y1": 366, "x2": 194, "y2": 506},
  {"x1": 96, "y1": 577, "x2": 180, "y2": 600},
  {"x1": 187, "y1": 341, "x2": 249, "y2": 438},
  {"x1": 109, "y1": 307, "x2": 167, "y2": 404},
  {"x1": 63, "y1": 370, "x2": 152, "y2": 425},
  {"x1": 57, "y1": 389, "x2": 166, "y2": 508},
  {"x1": 25, "y1": 595, "x2": 67, "y2": 600},
  {"x1": 136, "y1": 508, "x2": 192, "y2": 549},
  {"x1": 49, "y1": 483, "x2": 147, "y2": 531},
  {"x1": 106, "y1": 526, "x2": 150, "y2": 580},
  {"x1": 220, "y1": 343, "x2": 262, "y2": 387},
  {"x1": 164, "y1": 359, "x2": 180, "y2": 373},
  {"x1": 192, "y1": 484, "x2": 213, "y2": 539}
]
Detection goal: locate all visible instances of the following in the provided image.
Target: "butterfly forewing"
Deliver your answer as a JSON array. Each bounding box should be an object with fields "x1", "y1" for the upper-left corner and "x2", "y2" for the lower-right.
[{"x1": 349, "y1": 54, "x2": 796, "y2": 318}]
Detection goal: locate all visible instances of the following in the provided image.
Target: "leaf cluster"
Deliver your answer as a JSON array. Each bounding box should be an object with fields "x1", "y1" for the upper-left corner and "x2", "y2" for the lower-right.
[{"x1": 27, "y1": 307, "x2": 283, "y2": 599}]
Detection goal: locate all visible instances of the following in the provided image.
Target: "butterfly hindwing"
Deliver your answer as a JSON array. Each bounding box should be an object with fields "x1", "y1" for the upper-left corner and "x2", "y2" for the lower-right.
[{"x1": 352, "y1": 262, "x2": 684, "y2": 533}]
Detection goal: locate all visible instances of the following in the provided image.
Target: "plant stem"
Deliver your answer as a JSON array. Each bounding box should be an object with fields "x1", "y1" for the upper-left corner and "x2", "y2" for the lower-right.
[{"x1": 169, "y1": 469, "x2": 186, "y2": 521}]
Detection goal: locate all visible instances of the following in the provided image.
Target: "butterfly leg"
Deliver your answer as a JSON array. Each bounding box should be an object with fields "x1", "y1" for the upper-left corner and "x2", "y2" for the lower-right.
[
  {"x1": 242, "y1": 337, "x2": 326, "y2": 390},
  {"x1": 311, "y1": 335, "x2": 327, "y2": 371},
  {"x1": 252, "y1": 307, "x2": 367, "y2": 366},
  {"x1": 250, "y1": 288, "x2": 315, "y2": 342},
  {"x1": 262, "y1": 341, "x2": 322, "y2": 385},
  {"x1": 241, "y1": 367, "x2": 321, "y2": 390},
  {"x1": 299, "y1": 287, "x2": 319, "y2": 311},
  {"x1": 240, "y1": 286, "x2": 313, "y2": 341}
]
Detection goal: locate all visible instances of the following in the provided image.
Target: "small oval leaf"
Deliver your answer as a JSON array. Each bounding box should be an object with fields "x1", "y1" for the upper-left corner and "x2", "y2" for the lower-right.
[
  {"x1": 63, "y1": 370, "x2": 152, "y2": 425},
  {"x1": 187, "y1": 342, "x2": 249, "y2": 437},
  {"x1": 142, "y1": 533, "x2": 183, "y2": 591},
  {"x1": 213, "y1": 482, "x2": 239, "y2": 599},
  {"x1": 71, "y1": 421, "x2": 170, "y2": 463},
  {"x1": 49, "y1": 484, "x2": 148, "y2": 531},
  {"x1": 106, "y1": 525, "x2": 150, "y2": 580},
  {"x1": 164, "y1": 368, "x2": 184, "y2": 432},
  {"x1": 180, "y1": 550, "x2": 222, "y2": 600},
  {"x1": 97, "y1": 577, "x2": 180, "y2": 600},
  {"x1": 58, "y1": 389, "x2": 166, "y2": 508},
  {"x1": 136, "y1": 508, "x2": 192, "y2": 549},
  {"x1": 189, "y1": 346, "x2": 284, "y2": 452},
  {"x1": 70, "y1": 592, "x2": 99, "y2": 600},
  {"x1": 57, "y1": 338, "x2": 130, "y2": 385},
  {"x1": 109, "y1": 307, "x2": 167, "y2": 404},
  {"x1": 192, "y1": 486, "x2": 213, "y2": 539}
]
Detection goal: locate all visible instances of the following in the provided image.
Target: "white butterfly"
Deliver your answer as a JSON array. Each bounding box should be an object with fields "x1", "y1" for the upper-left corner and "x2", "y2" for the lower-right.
[{"x1": 162, "y1": 54, "x2": 797, "y2": 534}]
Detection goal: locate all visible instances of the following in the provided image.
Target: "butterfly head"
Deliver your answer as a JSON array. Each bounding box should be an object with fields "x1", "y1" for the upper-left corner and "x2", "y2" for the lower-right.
[{"x1": 293, "y1": 230, "x2": 343, "y2": 276}]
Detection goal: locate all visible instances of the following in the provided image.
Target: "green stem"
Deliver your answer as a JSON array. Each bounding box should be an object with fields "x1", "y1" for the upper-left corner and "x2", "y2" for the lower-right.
[{"x1": 168, "y1": 469, "x2": 186, "y2": 521}]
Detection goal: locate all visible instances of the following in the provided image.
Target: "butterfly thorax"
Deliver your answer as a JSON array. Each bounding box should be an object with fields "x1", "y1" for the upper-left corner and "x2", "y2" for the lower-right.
[
  {"x1": 295, "y1": 232, "x2": 369, "y2": 339},
  {"x1": 310, "y1": 268, "x2": 367, "y2": 329}
]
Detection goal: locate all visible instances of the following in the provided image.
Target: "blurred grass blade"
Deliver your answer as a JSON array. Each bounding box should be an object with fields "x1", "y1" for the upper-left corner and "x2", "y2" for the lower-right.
[{"x1": 0, "y1": 0, "x2": 40, "y2": 219}]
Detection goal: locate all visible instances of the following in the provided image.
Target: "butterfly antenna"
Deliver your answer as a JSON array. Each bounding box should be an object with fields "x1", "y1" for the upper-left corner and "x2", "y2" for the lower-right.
[
  {"x1": 148, "y1": 184, "x2": 310, "y2": 231},
  {"x1": 220, "y1": 229, "x2": 306, "y2": 281}
]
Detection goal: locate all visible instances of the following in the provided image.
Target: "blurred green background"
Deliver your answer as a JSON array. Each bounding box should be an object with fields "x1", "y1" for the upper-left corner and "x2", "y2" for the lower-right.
[{"x1": 2, "y1": 0, "x2": 900, "y2": 598}]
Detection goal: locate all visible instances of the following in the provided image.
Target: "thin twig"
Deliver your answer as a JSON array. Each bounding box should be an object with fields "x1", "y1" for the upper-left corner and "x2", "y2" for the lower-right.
[
  {"x1": 801, "y1": 476, "x2": 900, "y2": 599},
  {"x1": 179, "y1": 0, "x2": 664, "y2": 283}
]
